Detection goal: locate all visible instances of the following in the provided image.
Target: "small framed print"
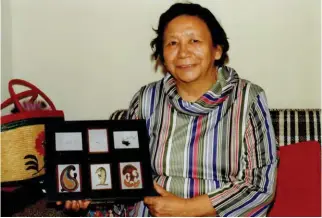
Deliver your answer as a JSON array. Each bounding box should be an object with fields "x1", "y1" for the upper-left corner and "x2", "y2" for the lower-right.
[
  {"x1": 113, "y1": 131, "x2": 139, "y2": 149},
  {"x1": 57, "y1": 164, "x2": 82, "y2": 193},
  {"x1": 55, "y1": 132, "x2": 83, "y2": 151},
  {"x1": 119, "y1": 162, "x2": 143, "y2": 190},
  {"x1": 90, "y1": 164, "x2": 112, "y2": 190},
  {"x1": 88, "y1": 129, "x2": 109, "y2": 153}
]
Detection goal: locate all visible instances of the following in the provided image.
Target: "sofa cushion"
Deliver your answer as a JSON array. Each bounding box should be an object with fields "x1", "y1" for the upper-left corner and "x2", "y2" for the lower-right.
[
  {"x1": 268, "y1": 141, "x2": 321, "y2": 217},
  {"x1": 270, "y1": 109, "x2": 321, "y2": 146}
]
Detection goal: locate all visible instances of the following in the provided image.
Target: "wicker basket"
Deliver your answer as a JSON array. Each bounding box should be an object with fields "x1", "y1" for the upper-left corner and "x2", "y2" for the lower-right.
[{"x1": 1, "y1": 79, "x2": 64, "y2": 185}]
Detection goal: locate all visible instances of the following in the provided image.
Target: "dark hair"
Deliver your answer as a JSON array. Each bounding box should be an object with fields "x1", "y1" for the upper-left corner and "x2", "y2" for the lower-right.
[{"x1": 150, "y1": 2, "x2": 229, "y2": 67}]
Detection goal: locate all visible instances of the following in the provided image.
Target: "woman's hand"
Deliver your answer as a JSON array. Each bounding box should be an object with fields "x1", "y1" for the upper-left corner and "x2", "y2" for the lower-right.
[
  {"x1": 144, "y1": 183, "x2": 188, "y2": 217},
  {"x1": 56, "y1": 200, "x2": 91, "y2": 212},
  {"x1": 144, "y1": 182, "x2": 216, "y2": 217}
]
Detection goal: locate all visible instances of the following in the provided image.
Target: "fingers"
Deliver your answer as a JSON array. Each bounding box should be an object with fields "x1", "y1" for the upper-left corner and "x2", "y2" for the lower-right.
[
  {"x1": 84, "y1": 200, "x2": 91, "y2": 208},
  {"x1": 144, "y1": 197, "x2": 156, "y2": 216},
  {"x1": 78, "y1": 200, "x2": 85, "y2": 209},
  {"x1": 153, "y1": 183, "x2": 168, "y2": 197},
  {"x1": 78, "y1": 200, "x2": 91, "y2": 209},
  {"x1": 65, "y1": 200, "x2": 79, "y2": 211},
  {"x1": 144, "y1": 196, "x2": 154, "y2": 205},
  {"x1": 72, "y1": 200, "x2": 80, "y2": 211},
  {"x1": 149, "y1": 208, "x2": 158, "y2": 217},
  {"x1": 65, "y1": 200, "x2": 72, "y2": 210},
  {"x1": 148, "y1": 207, "x2": 162, "y2": 217},
  {"x1": 144, "y1": 196, "x2": 162, "y2": 206},
  {"x1": 60, "y1": 200, "x2": 90, "y2": 211}
]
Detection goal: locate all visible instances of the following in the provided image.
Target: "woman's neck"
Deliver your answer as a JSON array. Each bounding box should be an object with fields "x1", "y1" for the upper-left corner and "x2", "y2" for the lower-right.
[{"x1": 176, "y1": 70, "x2": 218, "y2": 102}]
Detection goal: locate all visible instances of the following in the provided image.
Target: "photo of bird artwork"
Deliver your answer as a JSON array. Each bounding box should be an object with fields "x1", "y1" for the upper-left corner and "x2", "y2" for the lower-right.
[
  {"x1": 90, "y1": 164, "x2": 112, "y2": 190},
  {"x1": 96, "y1": 167, "x2": 108, "y2": 186},
  {"x1": 119, "y1": 162, "x2": 143, "y2": 190},
  {"x1": 58, "y1": 164, "x2": 81, "y2": 193},
  {"x1": 113, "y1": 131, "x2": 139, "y2": 149}
]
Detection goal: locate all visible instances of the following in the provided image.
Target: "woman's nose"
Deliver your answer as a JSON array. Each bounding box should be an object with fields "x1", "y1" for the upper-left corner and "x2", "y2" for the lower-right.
[{"x1": 178, "y1": 43, "x2": 189, "y2": 58}]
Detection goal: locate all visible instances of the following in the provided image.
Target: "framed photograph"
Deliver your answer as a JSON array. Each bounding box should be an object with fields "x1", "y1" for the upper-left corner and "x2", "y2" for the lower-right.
[
  {"x1": 119, "y1": 162, "x2": 143, "y2": 190},
  {"x1": 57, "y1": 164, "x2": 82, "y2": 193},
  {"x1": 88, "y1": 129, "x2": 109, "y2": 153},
  {"x1": 113, "y1": 131, "x2": 139, "y2": 149},
  {"x1": 44, "y1": 120, "x2": 153, "y2": 203},
  {"x1": 55, "y1": 132, "x2": 83, "y2": 151},
  {"x1": 90, "y1": 164, "x2": 112, "y2": 190}
]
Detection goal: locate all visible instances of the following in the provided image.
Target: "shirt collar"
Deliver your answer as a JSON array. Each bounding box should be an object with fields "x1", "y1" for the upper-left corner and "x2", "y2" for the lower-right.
[{"x1": 163, "y1": 66, "x2": 239, "y2": 116}]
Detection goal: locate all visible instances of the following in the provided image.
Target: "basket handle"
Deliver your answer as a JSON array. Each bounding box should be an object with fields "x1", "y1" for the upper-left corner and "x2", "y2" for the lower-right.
[
  {"x1": 1, "y1": 90, "x2": 38, "y2": 110},
  {"x1": 6, "y1": 79, "x2": 57, "y2": 112}
]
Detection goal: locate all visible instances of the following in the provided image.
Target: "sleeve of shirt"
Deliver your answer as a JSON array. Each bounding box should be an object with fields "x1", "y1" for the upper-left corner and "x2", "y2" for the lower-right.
[
  {"x1": 126, "y1": 89, "x2": 142, "y2": 120},
  {"x1": 207, "y1": 91, "x2": 278, "y2": 217},
  {"x1": 126, "y1": 83, "x2": 159, "y2": 120}
]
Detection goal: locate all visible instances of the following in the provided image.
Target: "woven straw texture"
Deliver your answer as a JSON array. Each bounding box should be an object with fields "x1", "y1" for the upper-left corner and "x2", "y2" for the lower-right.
[{"x1": 1, "y1": 124, "x2": 45, "y2": 183}]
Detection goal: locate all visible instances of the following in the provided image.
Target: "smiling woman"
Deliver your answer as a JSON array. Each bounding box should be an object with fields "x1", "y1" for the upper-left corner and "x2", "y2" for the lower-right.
[
  {"x1": 61, "y1": 2, "x2": 278, "y2": 217},
  {"x1": 128, "y1": 3, "x2": 277, "y2": 217},
  {"x1": 151, "y1": 4, "x2": 229, "y2": 103},
  {"x1": 162, "y1": 15, "x2": 222, "y2": 102}
]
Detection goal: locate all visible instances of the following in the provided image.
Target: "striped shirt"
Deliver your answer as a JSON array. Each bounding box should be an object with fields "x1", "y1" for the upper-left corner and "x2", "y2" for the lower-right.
[{"x1": 127, "y1": 66, "x2": 278, "y2": 217}]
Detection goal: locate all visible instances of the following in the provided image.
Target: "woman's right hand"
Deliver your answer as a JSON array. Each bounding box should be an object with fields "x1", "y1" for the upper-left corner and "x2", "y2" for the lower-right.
[{"x1": 56, "y1": 200, "x2": 91, "y2": 212}]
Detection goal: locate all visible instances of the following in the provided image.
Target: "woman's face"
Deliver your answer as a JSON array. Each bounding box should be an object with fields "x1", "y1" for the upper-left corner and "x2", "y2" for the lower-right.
[{"x1": 163, "y1": 15, "x2": 222, "y2": 84}]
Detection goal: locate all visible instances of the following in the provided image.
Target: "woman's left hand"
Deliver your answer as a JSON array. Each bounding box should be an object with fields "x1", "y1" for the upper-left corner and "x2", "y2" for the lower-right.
[
  {"x1": 144, "y1": 182, "x2": 216, "y2": 217},
  {"x1": 144, "y1": 182, "x2": 189, "y2": 217}
]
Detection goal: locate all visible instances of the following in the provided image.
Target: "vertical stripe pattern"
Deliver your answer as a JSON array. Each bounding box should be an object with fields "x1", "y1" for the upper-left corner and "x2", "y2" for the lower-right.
[{"x1": 126, "y1": 66, "x2": 278, "y2": 217}]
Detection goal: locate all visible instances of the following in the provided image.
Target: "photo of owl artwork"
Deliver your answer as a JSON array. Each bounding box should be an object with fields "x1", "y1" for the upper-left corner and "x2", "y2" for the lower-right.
[
  {"x1": 119, "y1": 162, "x2": 143, "y2": 190},
  {"x1": 57, "y1": 164, "x2": 81, "y2": 193},
  {"x1": 90, "y1": 164, "x2": 112, "y2": 190},
  {"x1": 113, "y1": 131, "x2": 139, "y2": 149}
]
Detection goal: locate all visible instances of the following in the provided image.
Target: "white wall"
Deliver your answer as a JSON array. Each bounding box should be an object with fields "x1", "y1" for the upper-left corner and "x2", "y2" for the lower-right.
[
  {"x1": 2, "y1": 0, "x2": 321, "y2": 120},
  {"x1": 1, "y1": 0, "x2": 13, "y2": 111}
]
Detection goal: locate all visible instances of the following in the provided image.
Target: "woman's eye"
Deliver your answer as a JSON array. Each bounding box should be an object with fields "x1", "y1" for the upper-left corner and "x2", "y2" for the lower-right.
[
  {"x1": 191, "y1": 39, "x2": 200, "y2": 43},
  {"x1": 168, "y1": 41, "x2": 177, "y2": 46}
]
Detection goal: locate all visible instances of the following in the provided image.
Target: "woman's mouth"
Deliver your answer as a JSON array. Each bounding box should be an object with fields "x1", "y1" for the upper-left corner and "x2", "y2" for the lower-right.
[{"x1": 177, "y1": 64, "x2": 196, "y2": 68}]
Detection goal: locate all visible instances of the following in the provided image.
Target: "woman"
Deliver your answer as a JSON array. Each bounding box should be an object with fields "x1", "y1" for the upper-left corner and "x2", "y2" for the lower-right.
[{"x1": 60, "y1": 2, "x2": 277, "y2": 216}]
